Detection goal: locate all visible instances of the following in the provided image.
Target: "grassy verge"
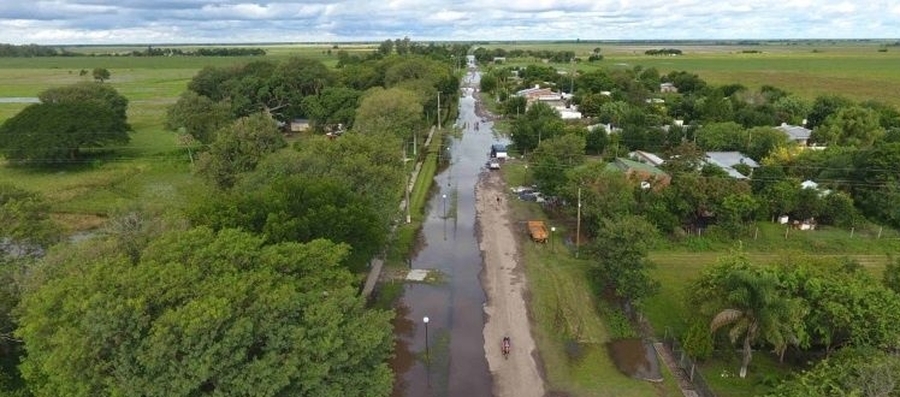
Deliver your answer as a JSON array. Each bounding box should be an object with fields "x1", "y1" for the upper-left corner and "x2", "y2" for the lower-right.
[
  {"x1": 383, "y1": 128, "x2": 446, "y2": 268},
  {"x1": 502, "y1": 158, "x2": 682, "y2": 395}
]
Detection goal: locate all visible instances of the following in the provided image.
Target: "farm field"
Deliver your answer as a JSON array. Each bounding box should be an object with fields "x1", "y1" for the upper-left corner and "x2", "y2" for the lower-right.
[{"x1": 483, "y1": 40, "x2": 900, "y2": 107}]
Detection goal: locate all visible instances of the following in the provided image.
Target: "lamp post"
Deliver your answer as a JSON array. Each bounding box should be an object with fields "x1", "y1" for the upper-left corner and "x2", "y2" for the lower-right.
[
  {"x1": 550, "y1": 226, "x2": 557, "y2": 252},
  {"x1": 423, "y1": 316, "x2": 430, "y2": 362},
  {"x1": 524, "y1": 164, "x2": 529, "y2": 186},
  {"x1": 442, "y1": 194, "x2": 447, "y2": 218}
]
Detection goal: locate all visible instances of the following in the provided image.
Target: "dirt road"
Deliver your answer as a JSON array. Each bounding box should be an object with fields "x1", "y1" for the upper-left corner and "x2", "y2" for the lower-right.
[{"x1": 478, "y1": 170, "x2": 547, "y2": 397}]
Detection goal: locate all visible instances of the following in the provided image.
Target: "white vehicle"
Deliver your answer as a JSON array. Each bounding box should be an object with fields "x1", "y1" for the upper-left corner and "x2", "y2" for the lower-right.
[{"x1": 488, "y1": 159, "x2": 501, "y2": 170}]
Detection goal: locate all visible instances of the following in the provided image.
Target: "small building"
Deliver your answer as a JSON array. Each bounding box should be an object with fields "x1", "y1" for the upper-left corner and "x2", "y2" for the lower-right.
[
  {"x1": 705, "y1": 151, "x2": 759, "y2": 179},
  {"x1": 660, "y1": 82, "x2": 678, "y2": 93},
  {"x1": 607, "y1": 158, "x2": 671, "y2": 189},
  {"x1": 290, "y1": 118, "x2": 311, "y2": 133},
  {"x1": 629, "y1": 150, "x2": 665, "y2": 167},
  {"x1": 777, "y1": 122, "x2": 812, "y2": 146},
  {"x1": 490, "y1": 144, "x2": 508, "y2": 159},
  {"x1": 516, "y1": 85, "x2": 555, "y2": 102}
]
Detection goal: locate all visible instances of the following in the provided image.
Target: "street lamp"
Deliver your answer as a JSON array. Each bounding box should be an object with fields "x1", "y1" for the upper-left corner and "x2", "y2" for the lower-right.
[
  {"x1": 550, "y1": 226, "x2": 557, "y2": 252},
  {"x1": 524, "y1": 164, "x2": 529, "y2": 186},
  {"x1": 442, "y1": 194, "x2": 447, "y2": 218},
  {"x1": 423, "y1": 316, "x2": 430, "y2": 362}
]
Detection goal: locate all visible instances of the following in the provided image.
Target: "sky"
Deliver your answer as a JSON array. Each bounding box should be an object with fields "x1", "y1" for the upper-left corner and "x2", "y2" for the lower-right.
[{"x1": 1, "y1": 0, "x2": 899, "y2": 45}]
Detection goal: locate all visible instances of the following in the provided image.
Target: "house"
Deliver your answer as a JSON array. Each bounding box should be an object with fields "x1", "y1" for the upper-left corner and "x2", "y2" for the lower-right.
[
  {"x1": 556, "y1": 107, "x2": 582, "y2": 120},
  {"x1": 660, "y1": 82, "x2": 678, "y2": 93},
  {"x1": 607, "y1": 158, "x2": 671, "y2": 189},
  {"x1": 776, "y1": 122, "x2": 812, "y2": 146},
  {"x1": 516, "y1": 85, "x2": 555, "y2": 102},
  {"x1": 490, "y1": 144, "x2": 508, "y2": 159},
  {"x1": 492, "y1": 57, "x2": 506, "y2": 63},
  {"x1": 588, "y1": 123, "x2": 621, "y2": 135},
  {"x1": 629, "y1": 150, "x2": 665, "y2": 167},
  {"x1": 705, "y1": 151, "x2": 759, "y2": 179},
  {"x1": 290, "y1": 118, "x2": 311, "y2": 133}
]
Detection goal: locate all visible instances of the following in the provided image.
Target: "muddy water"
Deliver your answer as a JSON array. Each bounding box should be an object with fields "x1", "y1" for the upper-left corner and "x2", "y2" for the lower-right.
[
  {"x1": 392, "y1": 70, "x2": 501, "y2": 397},
  {"x1": 607, "y1": 338, "x2": 663, "y2": 382}
]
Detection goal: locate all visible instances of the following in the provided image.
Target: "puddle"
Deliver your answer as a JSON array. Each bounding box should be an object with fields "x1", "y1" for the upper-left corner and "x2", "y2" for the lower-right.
[{"x1": 607, "y1": 338, "x2": 663, "y2": 382}]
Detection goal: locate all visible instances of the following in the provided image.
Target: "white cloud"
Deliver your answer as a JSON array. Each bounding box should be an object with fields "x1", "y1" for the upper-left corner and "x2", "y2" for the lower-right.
[{"x1": 0, "y1": 0, "x2": 896, "y2": 44}]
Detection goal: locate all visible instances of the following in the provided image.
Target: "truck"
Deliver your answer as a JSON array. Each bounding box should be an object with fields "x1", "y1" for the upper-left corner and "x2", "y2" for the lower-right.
[{"x1": 527, "y1": 220, "x2": 549, "y2": 243}]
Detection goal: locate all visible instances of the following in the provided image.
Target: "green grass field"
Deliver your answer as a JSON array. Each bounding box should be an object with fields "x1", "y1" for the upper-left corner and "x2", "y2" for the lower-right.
[{"x1": 486, "y1": 41, "x2": 900, "y2": 107}]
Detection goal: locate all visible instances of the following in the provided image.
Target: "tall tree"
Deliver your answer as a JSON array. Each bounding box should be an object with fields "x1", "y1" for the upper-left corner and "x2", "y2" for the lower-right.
[
  {"x1": 165, "y1": 91, "x2": 233, "y2": 144},
  {"x1": 811, "y1": 105, "x2": 885, "y2": 148},
  {"x1": 354, "y1": 87, "x2": 423, "y2": 139},
  {"x1": 0, "y1": 101, "x2": 130, "y2": 165},
  {"x1": 195, "y1": 113, "x2": 286, "y2": 189},
  {"x1": 301, "y1": 87, "x2": 361, "y2": 131},
  {"x1": 91, "y1": 67, "x2": 110, "y2": 82},
  {"x1": 587, "y1": 215, "x2": 660, "y2": 307},
  {"x1": 530, "y1": 134, "x2": 586, "y2": 195},
  {"x1": 17, "y1": 227, "x2": 394, "y2": 397},
  {"x1": 510, "y1": 102, "x2": 565, "y2": 153},
  {"x1": 704, "y1": 259, "x2": 803, "y2": 377}
]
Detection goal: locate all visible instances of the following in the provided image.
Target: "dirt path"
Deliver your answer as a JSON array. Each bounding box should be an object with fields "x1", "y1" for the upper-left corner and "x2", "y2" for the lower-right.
[{"x1": 478, "y1": 170, "x2": 547, "y2": 397}]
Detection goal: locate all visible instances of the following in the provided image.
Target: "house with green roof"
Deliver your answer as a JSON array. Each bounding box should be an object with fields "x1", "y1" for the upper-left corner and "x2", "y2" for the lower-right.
[{"x1": 606, "y1": 157, "x2": 671, "y2": 190}]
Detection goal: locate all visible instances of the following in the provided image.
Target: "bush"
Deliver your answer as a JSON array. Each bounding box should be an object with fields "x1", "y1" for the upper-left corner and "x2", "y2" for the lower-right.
[{"x1": 681, "y1": 321, "x2": 714, "y2": 361}]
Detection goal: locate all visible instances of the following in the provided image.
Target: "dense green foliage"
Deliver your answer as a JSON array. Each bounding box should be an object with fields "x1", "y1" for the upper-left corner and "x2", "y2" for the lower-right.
[
  {"x1": 690, "y1": 254, "x2": 900, "y2": 379},
  {"x1": 0, "y1": 82, "x2": 131, "y2": 165},
  {"x1": 768, "y1": 348, "x2": 900, "y2": 396},
  {"x1": 587, "y1": 215, "x2": 660, "y2": 307},
  {"x1": 17, "y1": 227, "x2": 394, "y2": 397},
  {"x1": 195, "y1": 113, "x2": 286, "y2": 189}
]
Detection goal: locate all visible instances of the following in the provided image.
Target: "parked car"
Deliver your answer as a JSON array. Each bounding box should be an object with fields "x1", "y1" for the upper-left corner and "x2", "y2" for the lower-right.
[{"x1": 487, "y1": 159, "x2": 501, "y2": 170}]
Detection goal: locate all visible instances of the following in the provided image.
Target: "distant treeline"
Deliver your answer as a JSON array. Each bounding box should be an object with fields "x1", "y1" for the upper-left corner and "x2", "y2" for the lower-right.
[
  {"x1": 131, "y1": 46, "x2": 266, "y2": 57},
  {"x1": 0, "y1": 44, "x2": 77, "y2": 57},
  {"x1": 0, "y1": 43, "x2": 266, "y2": 57},
  {"x1": 472, "y1": 47, "x2": 576, "y2": 64},
  {"x1": 645, "y1": 48, "x2": 683, "y2": 56}
]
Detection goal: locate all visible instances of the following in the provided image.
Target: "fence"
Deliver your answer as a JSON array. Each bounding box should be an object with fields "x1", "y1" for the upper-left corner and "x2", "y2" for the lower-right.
[{"x1": 663, "y1": 328, "x2": 716, "y2": 397}]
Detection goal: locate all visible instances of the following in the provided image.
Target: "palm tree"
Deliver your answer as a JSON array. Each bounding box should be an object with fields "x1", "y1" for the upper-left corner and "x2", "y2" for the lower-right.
[{"x1": 709, "y1": 269, "x2": 801, "y2": 378}]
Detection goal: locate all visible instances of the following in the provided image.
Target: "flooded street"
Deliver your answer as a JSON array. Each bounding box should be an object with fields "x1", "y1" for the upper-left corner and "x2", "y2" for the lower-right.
[{"x1": 392, "y1": 70, "x2": 501, "y2": 397}]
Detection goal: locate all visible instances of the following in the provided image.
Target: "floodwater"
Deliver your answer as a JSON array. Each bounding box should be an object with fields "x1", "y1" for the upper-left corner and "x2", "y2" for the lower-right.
[
  {"x1": 391, "y1": 69, "x2": 503, "y2": 397},
  {"x1": 0, "y1": 97, "x2": 39, "y2": 103},
  {"x1": 607, "y1": 338, "x2": 663, "y2": 382}
]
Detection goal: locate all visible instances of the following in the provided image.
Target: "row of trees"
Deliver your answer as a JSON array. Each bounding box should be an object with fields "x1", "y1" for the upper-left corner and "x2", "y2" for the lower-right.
[
  {"x1": 0, "y1": 44, "x2": 76, "y2": 57},
  {"x1": 167, "y1": 53, "x2": 459, "y2": 144},
  {"x1": 130, "y1": 46, "x2": 267, "y2": 57}
]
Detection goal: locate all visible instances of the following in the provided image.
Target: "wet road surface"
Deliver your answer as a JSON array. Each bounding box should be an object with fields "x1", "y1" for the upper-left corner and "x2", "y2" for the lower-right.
[{"x1": 393, "y1": 70, "x2": 502, "y2": 397}]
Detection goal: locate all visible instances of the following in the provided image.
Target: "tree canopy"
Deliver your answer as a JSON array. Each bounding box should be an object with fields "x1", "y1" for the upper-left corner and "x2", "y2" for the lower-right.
[
  {"x1": 0, "y1": 82, "x2": 131, "y2": 165},
  {"x1": 0, "y1": 102, "x2": 130, "y2": 165},
  {"x1": 16, "y1": 227, "x2": 394, "y2": 397}
]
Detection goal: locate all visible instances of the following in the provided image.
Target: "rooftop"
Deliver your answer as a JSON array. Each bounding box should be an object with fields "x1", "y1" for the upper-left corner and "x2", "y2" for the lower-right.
[{"x1": 776, "y1": 123, "x2": 812, "y2": 141}]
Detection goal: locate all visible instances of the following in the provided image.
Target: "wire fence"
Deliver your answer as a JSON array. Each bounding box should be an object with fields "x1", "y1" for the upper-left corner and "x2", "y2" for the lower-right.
[{"x1": 663, "y1": 328, "x2": 716, "y2": 397}]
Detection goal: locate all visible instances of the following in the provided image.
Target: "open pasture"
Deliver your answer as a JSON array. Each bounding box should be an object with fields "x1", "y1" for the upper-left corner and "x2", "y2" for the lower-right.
[{"x1": 486, "y1": 40, "x2": 900, "y2": 107}]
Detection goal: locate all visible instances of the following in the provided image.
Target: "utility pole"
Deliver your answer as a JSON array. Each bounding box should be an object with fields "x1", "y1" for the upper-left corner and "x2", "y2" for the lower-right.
[
  {"x1": 576, "y1": 187, "x2": 581, "y2": 258},
  {"x1": 405, "y1": 174, "x2": 412, "y2": 223},
  {"x1": 437, "y1": 92, "x2": 441, "y2": 129}
]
